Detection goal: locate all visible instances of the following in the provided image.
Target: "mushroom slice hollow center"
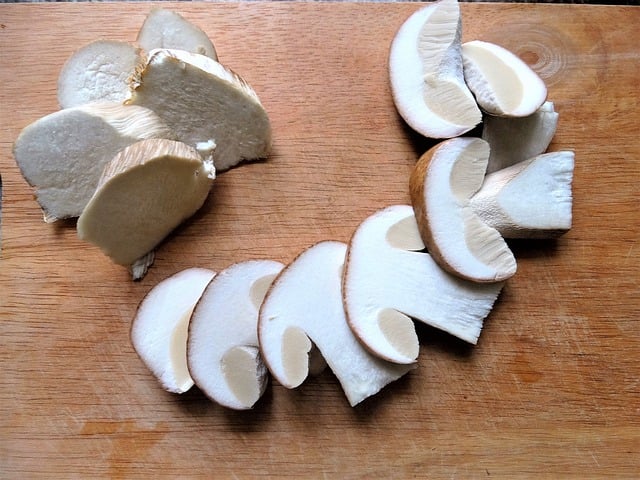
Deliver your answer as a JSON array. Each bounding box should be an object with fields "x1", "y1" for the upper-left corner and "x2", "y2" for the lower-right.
[{"x1": 258, "y1": 241, "x2": 413, "y2": 407}]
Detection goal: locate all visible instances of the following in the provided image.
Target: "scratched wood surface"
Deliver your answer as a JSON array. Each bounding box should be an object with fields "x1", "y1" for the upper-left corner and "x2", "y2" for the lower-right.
[{"x1": 1, "y1": 2, "x2": 639, "y2": 478}]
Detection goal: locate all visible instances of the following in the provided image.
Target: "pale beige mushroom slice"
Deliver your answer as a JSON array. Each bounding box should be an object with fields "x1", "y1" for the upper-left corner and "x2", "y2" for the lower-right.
[
  {"x1": 258, "y1": 241, "x2": 414, "y2": 407},
  {"x1": 137, "y1": 8, "x2": 218, "y2": 60},
  {"x1": 389, "y1": 0, "x2": 481, "y2": 139},
  {"x1": 187, "y1": 260, "x2": 284, "y2": 410},
  {"x1": 127, "y1": 48, "x2": 272, "y2": 171},
  {"x1": 462, "y1": 40, "x2": 547, "y2": 118},
  {"x1": 482, "y1": 101, "x2": 559, "y2": 173},
  {"x1": 57, "y1": 40, "x2": 144, "y2": 109},
  {"x1": 13, "y1": 102, "x2": 174, "y2": 222},
  {"x1": 410, "y1": 137, "x2": 517, "y2": 283},
  {"x1": 131, "y1": 267, "x2": 216, "y2": 394},
  {"x1": 77, "y1": 138, "x2": 215, "y2": 279},
  {"x1": 470, "y1": 151, "x2": 574, "y2": 238},
  {"x1": 343, "y1": 205, "x2": 503, "y2": 364}
]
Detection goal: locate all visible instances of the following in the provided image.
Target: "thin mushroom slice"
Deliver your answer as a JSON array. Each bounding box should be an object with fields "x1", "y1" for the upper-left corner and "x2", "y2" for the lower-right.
[
  {"x1": 343, "y1": 205, "x2": 503, "y2": 364},
  {"x1": 258, "y1": 241, "x2": 414, "y2": 407},
  {"x1": 131, "y1": 267, "x2": 216, "y2": 394},
  {"x1": 127, "y1": 48, "x2": 272, "y2": 172},
  {"x1": 389, "y1": 0, "x2": 481, "y2": 139},
  {"x1": 57, "y1": 40, "x2": 144, "y2": 109},
  {"x1": 13, "y1": 102, "x2": 174, "y2": 222},
  {"x1": 187, "y1": 260, "x2": 284, "y2": 410},
  {"x1": 77, "y1": 138, "x2": 215, "y2": 279},
  {"x1": 410, "y1": 137, "x2": 517, "y2": 283},
  {"x1": 137, "y1": 8, "x2": 218, "y2": 60},
  {"x1": 462, "y1": 40, "x2": 547, "y2": 118}
]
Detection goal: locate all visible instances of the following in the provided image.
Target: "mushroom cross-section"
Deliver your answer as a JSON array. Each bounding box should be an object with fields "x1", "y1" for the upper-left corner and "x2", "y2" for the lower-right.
[
  {"x1": 343, "y1": 205, "x2": 503, "y2": 364},
  {"x1": 258, "y1": 241, "x2": 413, "y2": 407}
]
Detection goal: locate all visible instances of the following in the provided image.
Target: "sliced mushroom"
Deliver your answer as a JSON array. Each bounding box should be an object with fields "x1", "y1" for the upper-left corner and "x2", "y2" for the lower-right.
[
  {"x1": 127, "y1": 48, "x2": 272, "y2": 171},
  {"x1": 258, "y1": 241, "x2": 414, "y2": 407},
  {"x1": 187, "y1": 260, "x2": 284, "y2": 410},
  {"x1": 131, "y1": 267, "x2": 216, "y2": 394},
  {"x1": 343, "y1": 205, "x2": 503, "y2": 364},
  {"x1": 389, "y1": 0, "x2": 481, "y2": 139},
  {"x1": 13, "y1": 102, "x2": 174, "y2": 222},
  {"x1": 77, "y1": 138, "x2": 215, "y2": 279}
]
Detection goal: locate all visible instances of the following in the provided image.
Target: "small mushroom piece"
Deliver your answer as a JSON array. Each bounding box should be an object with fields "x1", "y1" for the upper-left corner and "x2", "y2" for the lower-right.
[
  {"x1": 187, "y1": 260, "x2": 284, "y2": 410},
  {"x1": 137, "y1": 8, "x2": 218, "y2": 60},
  {"x1": 13, "y1": 102, "x2": 174, "y2": 222},
  {"x1": 410, "y1": 137, "x2": 517, "y2": 283},
  {"x1": 389, "y1": 0, "x2": 481, "y2": 139},
  {"x1": 57, "y1": 40, "x2": 144, "y2": 109},
  {"x1": 462, "y1": 40, "x2": 547, "y2": 118},
  {"x1": 258, "y1": 241, "x2": 413, "y2": 407},
  {"x1": 127, "y1": 48, "x2": 272, "y2": 171},
  {"x1": 343, "y1": 205, "x2": 503, "y2": 364},
  {"x1": 77, "y1": 138, "x2": 215, "y2": 279},
  {"x1": 131, "y1": 267, "x2": 216, "y2": 394},
  {"x1": 470, "y1": 151, "x2": 574, "y2": 238}
]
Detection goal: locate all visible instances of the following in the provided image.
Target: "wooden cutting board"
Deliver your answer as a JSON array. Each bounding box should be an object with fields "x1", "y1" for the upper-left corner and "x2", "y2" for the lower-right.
[{"x1": 1, "y1": 2, "x2": 638, "y2": 478}]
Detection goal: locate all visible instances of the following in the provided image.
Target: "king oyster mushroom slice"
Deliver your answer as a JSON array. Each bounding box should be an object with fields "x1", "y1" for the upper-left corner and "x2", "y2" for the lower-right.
[
  {"x1": 13, "y1": 102, "x2": 174, "y2": 222},
  {"x1": 343, "y1": 205, "x2": 503, "y2": 364},
  {"x1": 57, "y1": 40, "x2": 144, "y2": 109},
  {"x1": 77, "y1": 138, "x2": 215, "y2": 279},
  {"x1": 137, "y1": 8, "x2": 218, "y2": 60},
  {"x1": 389, "y1": 0, "x2": 481, "y2": 139},
  {"x1": 187, "y1": 260, "x2": 284, "y2": 410},
  {"x1": 258, "y1": 241, "x2": 414, "y2": 407},
  {"x1": 131, "y1": 267, "x2": 216, "y2": 394},
  {"x1": 482, "y1": 101, "x2": 559, "y2": 174},
  {"x1": 462, "y1": 40, "x2": 547, "y2": 118},
  {"x1": 127, "y1": 48, "x2": 272, "y2": 172}
]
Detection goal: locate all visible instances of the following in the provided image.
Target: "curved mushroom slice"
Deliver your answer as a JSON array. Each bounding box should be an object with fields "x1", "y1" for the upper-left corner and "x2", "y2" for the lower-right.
[
  {"x1": 187, "y1": 260, "x2": 284, "y2": 410},
  {"x1": 13, "y1": 102, "x2": 174, "y2": 222},
  {"x1": 137, "y1": 8, "x2": 218, "y2": 60},
  {"x1": 127, "y1": 48, "x2": 272, "y2": 172},
  {"x1": 343, "y1": 205, "x2": 503, "y2": 364},
  {"x1": 57, "y1": 40, "x2": 143, "y2": 109},
  {"x1": 483, "y1": 101, "x2": 559, "y2": 174},
  {"x1": 389, "y1": 0, "x2": 481, "y2": 139},
  {"x1": 258, "y1": 241, "x2": 413, "y2": 407},
  {"x1": 410, "y1": 137, "x2": 517, "y2": 283},
  {"x1": 131, "y1": 267, "x2": 216, "y2": 394},
  {"x1": 77, "y1": 138, "x2": 215, "y2": 279},
  {"x1": 462, "y1": 40, "x2": 547, "y2": 118},
  {"x1": 470, "y1": 151, "x2": 574, "y2": 239}
]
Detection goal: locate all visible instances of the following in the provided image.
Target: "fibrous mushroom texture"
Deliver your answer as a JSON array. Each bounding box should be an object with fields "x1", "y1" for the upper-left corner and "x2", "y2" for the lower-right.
[
  {"x1": 187, "y1": 260, "x2": 284, "y2": 410},
  {"x1": 13, "y1": 102, "x2": 174, "y2": 222},
  {"x1": 127, "y1": 48, "x2": 272, "y2": 171},
  {"x1": 131, "y1": 267, "x2": 216, "y2": 394},
  {"x1": 389, "y1": 0, "x2": 481, "y2": 139},
  {"x1": 343, "y1": 205, "x2": 503, "y2": 364},
  {"x1": 258, "y1": 241, "x2": 413, "y2": 407}
]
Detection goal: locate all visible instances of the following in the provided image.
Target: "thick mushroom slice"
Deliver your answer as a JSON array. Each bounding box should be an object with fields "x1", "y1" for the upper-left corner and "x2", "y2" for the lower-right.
[
  {"x1": 77, "y1": 138, "x2": 215, "y2": 279},
  {"x1": 462, "y1": 40, "x2": 547, "y2": 118},
  {"x1": 187, "y1": 260, "x2": 284, "y2": 410},
  {"x1": 13, "y1": 102, "x2": 174, "y2": 222},
  {"x1": 127, "y1": 48, "x2": 272, "y2": 171},
  {"x1": 258, "y1": 241, "x2": 413, "y2": 407},
  {"x1": 131, "y1": 267, "x2": 216, "y2": 394},
  {"x1": 389, "y1": 0, "x2": 481, "y2": 139},
  {"x1": 482, "y1": 101, "x2": 559, "y2": 174},
  {"x1": 57, "y1": 40, "x2": 144, "y2": 109},
  {"x1": 410, "y1": 137, "x2": 517, "y2": 283},
  {"x1": 137, "y1": 8, "x2": 218, "y2": 60},
  {"x1": 343, "y1": 205, "x2": 503, "y2": 364}
]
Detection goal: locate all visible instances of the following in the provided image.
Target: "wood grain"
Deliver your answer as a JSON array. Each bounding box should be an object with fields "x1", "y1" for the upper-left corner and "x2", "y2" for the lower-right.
[{"x1": 1, "y1": 2, "x2": 638, "y2": 478}]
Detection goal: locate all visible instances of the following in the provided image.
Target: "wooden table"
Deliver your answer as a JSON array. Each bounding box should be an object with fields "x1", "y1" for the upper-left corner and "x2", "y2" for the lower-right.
[{"x1": 1, "y1": 2, "x2": 638, "y2": 478}]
